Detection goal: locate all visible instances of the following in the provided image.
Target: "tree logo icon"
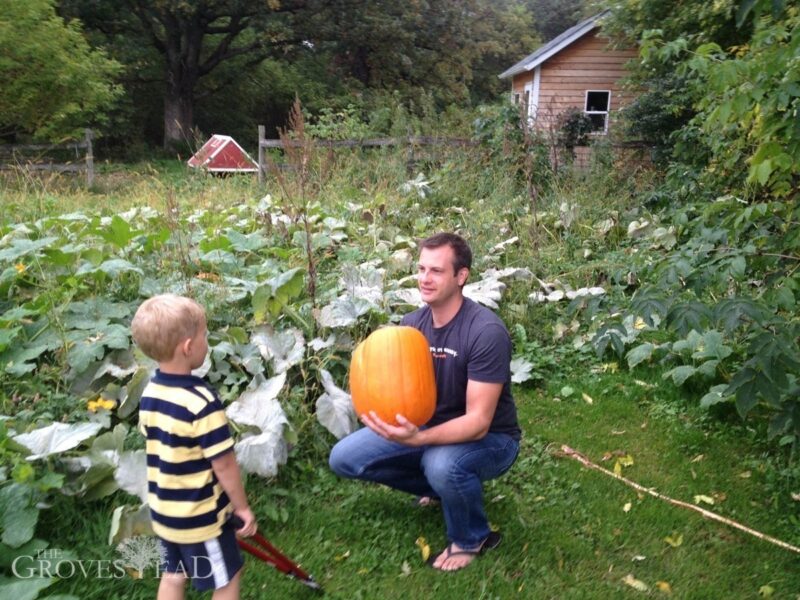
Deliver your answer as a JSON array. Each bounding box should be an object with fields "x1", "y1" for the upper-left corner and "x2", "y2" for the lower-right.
[{"x1": 116, "y1": 536, "x2": 164, "y2": 578}]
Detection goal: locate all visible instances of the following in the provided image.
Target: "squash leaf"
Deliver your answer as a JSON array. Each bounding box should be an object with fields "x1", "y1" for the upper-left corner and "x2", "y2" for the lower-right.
[
  {"x1": 464, "y1": 277, "x2": 506, "y2": 309},
  {"x1": 0, "y1": 484, "x2": 39, "y2": 548},
  {"x1": 114, "y1": 450, "x2": 148, "y2": 504},
  {"x1": 13, "y1": 422, "x2": 104, "y2": 460},
  {"x1": 251, "y1": 326, "x2": 305, "y2": 374},
  {"x1": 0, "y1": 577, "x2": 55, "y2": 600},
  {"x1": 510, "y1": 357, "x2": 534, "y2": 384},
  {"x1": 317, "y1": 297, "x2": 374, "y2": 329},
  {"x1": 108, "y1": 503, "x2": 153, "y2": 546},
  {"x1": 226, "y1": 373, "x2": 290, "y2": 477},
  {"x1": 252, "y1": 268, "x2": 305, "y2": 322},
  {"x1": 315, "y1": 369, "x2": 357, "y2": 439}
]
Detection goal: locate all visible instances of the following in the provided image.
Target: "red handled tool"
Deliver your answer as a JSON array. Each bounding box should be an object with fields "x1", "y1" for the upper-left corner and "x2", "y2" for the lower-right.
[{"x1": 230, "y1": 515, "x2": 322, "y2": 591}]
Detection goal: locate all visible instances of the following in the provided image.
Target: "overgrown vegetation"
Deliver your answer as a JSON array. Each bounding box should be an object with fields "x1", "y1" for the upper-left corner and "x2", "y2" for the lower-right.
[
  {"x1": 1, "y1": 0, "x2": 799, "y2": 596},
  {"x1": 1, "y1": 98, "x2": 799, "y2": 596}
]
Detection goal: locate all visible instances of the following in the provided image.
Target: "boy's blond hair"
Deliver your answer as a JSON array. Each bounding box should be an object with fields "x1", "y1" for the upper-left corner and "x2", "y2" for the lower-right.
[{"x1": 131, "y1": 294, "x2": 206, "y2": 362}]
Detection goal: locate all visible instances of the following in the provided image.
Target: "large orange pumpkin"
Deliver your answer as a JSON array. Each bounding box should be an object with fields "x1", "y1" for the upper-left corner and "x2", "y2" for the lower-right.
[{"x1": 349, "y1": 326, "x2": 436, "y2": 426}]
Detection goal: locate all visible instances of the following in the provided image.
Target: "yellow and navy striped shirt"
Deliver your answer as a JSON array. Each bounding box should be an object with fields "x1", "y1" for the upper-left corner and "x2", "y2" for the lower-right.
[{"x1": 138, "y1": 370, "x2": 235, "y2": 544}]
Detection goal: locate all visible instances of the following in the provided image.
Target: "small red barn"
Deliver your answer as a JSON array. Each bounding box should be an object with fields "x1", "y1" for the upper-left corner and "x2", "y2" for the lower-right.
[
  {"x1": 499, "y1": 10, "x2": 639, "y2": 137},
  {"x1": 188, "y1": 135, "x2": 258, "y2": 173}
]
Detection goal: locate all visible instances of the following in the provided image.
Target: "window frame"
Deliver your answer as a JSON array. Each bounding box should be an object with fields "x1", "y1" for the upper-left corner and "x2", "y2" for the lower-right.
[{"x1": 584, "y1": 89, "x2": 611, "y2": 134}]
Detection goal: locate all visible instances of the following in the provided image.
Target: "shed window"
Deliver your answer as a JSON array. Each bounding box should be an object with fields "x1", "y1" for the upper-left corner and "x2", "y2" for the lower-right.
[
  {"x1": 584, "y1": 90, "x2": 610, "y2": 133},
  {"x1": 512, "y1": 91, "x2": 530, "y2": 117}
]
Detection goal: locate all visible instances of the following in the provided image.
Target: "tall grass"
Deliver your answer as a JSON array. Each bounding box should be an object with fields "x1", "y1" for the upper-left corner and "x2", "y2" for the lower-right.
[{"x1": 0, "y1": 161, "x2": 262, "y2": 224}]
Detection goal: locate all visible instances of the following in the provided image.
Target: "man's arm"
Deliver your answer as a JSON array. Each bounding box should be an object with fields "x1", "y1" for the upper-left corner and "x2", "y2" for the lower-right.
[
  {"x1": 211, "y1": 451, "x2": 257, "y2": 537},
  {"x1": 361, "y1": 380, "x2": 503, "y2": 446}
]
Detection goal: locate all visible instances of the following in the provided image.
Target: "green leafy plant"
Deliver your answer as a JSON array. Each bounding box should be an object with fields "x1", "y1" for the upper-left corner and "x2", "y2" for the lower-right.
[{"x1": 556, "y1": 108, "x2": 594, "y2": 158}]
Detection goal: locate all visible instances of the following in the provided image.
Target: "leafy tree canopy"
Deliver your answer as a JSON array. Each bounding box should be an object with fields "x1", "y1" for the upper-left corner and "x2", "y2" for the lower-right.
[
  {"x1": 528, "y1": 0, "x2": 586, "y2": 41},
  {"x1": 0, "y1": 0, "x2": 121, "y2": 141},
  {"x1": 603, "y1": 0, "x2": 798, "y2": 199},
  {"x1": 61, "y1": 0, "x2": 553, "y2": 149}
]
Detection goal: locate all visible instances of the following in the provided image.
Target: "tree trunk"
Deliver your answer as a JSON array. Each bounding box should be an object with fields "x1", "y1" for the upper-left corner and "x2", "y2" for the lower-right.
[{"x1": 163, "y1": 84, "x2": 194, "y2": 151}]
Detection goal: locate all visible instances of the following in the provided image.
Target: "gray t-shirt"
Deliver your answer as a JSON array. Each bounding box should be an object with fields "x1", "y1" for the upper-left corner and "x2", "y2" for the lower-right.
[{"x1": 401, "y1": 297, "x2": 521, "y2": 440}]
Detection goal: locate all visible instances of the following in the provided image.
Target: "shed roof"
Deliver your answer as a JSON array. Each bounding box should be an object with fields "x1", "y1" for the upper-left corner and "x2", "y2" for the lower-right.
[{"x1": 498, "y1": 10, "x2": 610, "y2": 79}]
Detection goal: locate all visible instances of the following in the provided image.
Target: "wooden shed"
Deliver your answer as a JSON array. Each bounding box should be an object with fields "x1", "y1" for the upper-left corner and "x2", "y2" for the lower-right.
[{"x1": 499, "y1": 10, "x2": 639, "y2": 137}]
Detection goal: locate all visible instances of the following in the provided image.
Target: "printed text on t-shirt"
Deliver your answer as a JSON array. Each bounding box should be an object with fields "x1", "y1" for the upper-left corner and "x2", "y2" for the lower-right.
[{"x1": 430, "y1": 346, "x2": 459, "y2": 359}]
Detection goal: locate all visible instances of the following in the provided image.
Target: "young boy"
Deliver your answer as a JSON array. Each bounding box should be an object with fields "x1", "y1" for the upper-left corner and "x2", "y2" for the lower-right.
[{"x1": 131, "y1": 294, "x2": 257, "y2": 599}]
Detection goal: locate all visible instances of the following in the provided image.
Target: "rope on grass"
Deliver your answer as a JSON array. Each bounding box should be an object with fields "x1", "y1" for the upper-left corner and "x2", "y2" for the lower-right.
[{"x1": 552, "y1": 444, "x2": 800, "y2": 555}]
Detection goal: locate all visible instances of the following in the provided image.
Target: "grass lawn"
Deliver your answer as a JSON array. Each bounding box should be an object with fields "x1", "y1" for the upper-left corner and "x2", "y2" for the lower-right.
[{"x1": 42, "y1": 366, "x2": 800, "y2": 599}]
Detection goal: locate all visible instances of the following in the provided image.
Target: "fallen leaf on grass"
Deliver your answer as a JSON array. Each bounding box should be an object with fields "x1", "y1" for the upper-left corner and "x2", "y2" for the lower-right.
[
  {"x1": 614, "y1": 454, "x2": 634, "y2": 476},
  {"x1": 656, "y1": 581, "x2": 672, "y2": 594},
  {"x1": 401, "y1": 561, "x2": 412, "y2": 576},
  {"x1": 334, "y1": 550, "x2": 350, "y2": 561},
  {"x1": 582, "y1": 392, "x2": 594, "y2": 405},
  {"x1": 621, "y1": 574, "x2": 649, "y2": 592},
  {"x1": 690, "y1": 454, "x2": 704, "y2": 463},
  {"x1": 693, "y1": 494, "x2": 715, "y2": 505},
  {"x1": 415, "y1": 536, "x2": 430, "y2": 562},
  {"x1": 790, "y1": 492, "x2": 800, "y2": 501},
  {"x1": 664, "y1": 533, "x2": 683, "y2": 548},
  {"x1": 758, "y1": 584, "x2": 775, "y2": 597},
  {"x1": 631, "y1": 555, "x2": 646, "y2": 562},
  {"x1": 739, "y1": 471, "x2": 752, "y2": 478},
  {"x1": 623, "y1": 502, "x2": 632, "y2": 513}
]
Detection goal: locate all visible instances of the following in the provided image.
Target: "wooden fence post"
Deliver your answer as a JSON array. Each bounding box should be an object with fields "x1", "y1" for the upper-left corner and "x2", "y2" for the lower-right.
[
  {"x1": 258, "y1": 125, "x2": 265, "y2": 185},
  {"x1": 85, "y1": 129, "x2": 94, "y2": 188},
  {"x1": 405, "y1": 134, "x2": 416, "y2": 175}
]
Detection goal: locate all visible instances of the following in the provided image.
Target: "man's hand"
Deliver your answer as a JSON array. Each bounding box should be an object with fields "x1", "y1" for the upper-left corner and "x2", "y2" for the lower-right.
[{"x1": 361, "y1": 411, "x2": 421, "y2": 445}]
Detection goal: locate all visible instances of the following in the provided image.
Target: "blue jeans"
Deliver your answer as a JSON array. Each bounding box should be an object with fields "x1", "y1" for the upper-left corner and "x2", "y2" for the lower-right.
[{"x1": 329, "y1": 428, "x2": 520, "y2": 551}]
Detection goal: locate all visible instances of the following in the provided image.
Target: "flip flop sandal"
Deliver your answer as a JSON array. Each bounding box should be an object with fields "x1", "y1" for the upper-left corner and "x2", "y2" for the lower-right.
[{"x1": 426, "y1": 531, "x2": 502, "y2": 570}]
